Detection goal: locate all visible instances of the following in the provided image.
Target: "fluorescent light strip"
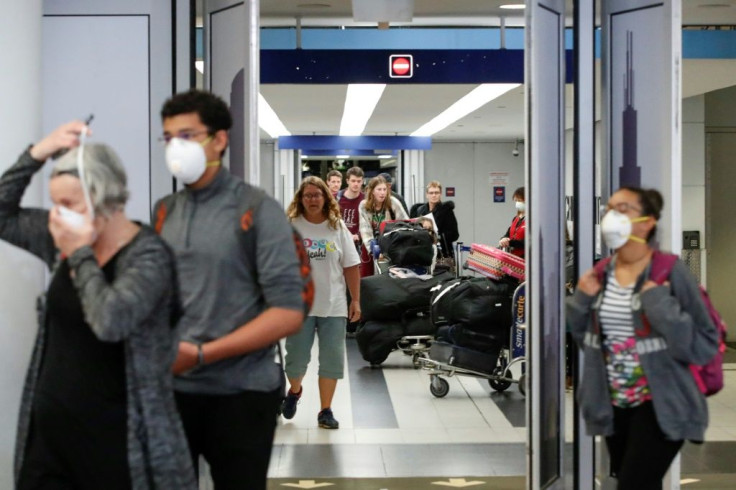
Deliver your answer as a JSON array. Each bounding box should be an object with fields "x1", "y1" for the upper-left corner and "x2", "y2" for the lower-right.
[
  {"x1": 410, "y1": 83, "x2": 520, "y2": 137},
  {"x1": 500, "y1": 4, "x2": 526, "y2": 9},
  {"x1": 339, "y1": 84, "x2": 387, "y2": 136},
  {"x1": 258, "y1": 93, "x2": 291, "y2": 138}
]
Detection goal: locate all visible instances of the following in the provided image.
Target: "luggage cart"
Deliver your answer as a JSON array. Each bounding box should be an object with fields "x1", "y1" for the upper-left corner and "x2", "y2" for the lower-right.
[{"x1": 420, "y1": 243, "x2": 527, "y2": 396}]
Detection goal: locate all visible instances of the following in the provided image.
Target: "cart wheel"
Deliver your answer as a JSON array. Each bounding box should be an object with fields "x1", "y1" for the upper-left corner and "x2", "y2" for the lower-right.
[
  {"x1": 488, "y1": 366, "x2": 512, "y2": 392},
  {"x1": 518, "y1": 374, "x2": 527, "y2": 396},
  {"x1": 430, "y1": 376, "x2": 450, "y2": 398}
]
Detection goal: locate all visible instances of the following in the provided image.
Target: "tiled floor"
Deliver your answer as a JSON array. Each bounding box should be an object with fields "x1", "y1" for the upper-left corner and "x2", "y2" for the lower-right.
[{"x1": 268, "y1": 340, "x2": 736, "y2": 487}]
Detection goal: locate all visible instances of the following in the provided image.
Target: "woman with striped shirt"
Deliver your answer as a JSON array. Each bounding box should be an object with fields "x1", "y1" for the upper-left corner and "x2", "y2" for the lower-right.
[{"x1": 567, "y1": 187, "x2": 718, "y2": 490}]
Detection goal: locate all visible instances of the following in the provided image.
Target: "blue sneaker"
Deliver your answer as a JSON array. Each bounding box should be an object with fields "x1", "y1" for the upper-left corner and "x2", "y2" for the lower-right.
[
  {"x1": 280, "y1": 388, "x2": 302, "y2": 419},
  {"x1": 317, "y1": 408, "x2": 339, "y2": 429}
]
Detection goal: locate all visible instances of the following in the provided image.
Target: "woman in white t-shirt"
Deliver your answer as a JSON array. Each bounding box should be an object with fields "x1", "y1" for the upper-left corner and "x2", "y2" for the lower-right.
[{"x1": 280, "y1": 176, "x2": 361, "y2": 429}]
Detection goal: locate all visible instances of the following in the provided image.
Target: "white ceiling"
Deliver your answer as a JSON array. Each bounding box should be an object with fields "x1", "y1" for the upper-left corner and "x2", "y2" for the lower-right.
[{"x1": 250, "y1": 0, "x2": 736, "y2": 143}]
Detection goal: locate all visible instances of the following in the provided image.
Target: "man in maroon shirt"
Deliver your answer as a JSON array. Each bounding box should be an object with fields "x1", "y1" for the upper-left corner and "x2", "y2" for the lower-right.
[{"x1": 337, "y1": 167, "x2": 371, "y2": 278}]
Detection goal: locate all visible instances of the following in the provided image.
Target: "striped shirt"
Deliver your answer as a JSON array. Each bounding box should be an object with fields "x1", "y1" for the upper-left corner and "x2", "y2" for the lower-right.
[{"x1": 599, "y1": 274, "x2": 652, "y2": 407}]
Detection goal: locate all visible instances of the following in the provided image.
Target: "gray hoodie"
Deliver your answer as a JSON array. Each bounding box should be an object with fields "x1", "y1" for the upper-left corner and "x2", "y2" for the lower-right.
[
  {"x1": 566, "y1": 256, "x2": 718, "y2": 442},
  {"x1": 153, "y1": 167, "x2": 304, "y2": 395}
]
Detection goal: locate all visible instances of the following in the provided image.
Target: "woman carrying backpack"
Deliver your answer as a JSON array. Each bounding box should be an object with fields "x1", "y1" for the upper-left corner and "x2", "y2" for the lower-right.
[{"x1": 566, "y1": 186, "x2": 718, "y2": 490}]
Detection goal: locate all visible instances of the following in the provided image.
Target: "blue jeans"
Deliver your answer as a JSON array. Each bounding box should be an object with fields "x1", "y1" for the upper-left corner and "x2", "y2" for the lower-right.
[{"x1": 285, "y1": 316, "x2": 346, "y2": 379}]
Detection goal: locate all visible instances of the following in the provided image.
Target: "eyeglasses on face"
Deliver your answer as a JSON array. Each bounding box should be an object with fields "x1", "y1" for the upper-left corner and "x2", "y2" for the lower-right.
[
  {"x1": 158, "y1": 129, "x2": 211, "y2": 144},
  {"x1": 603, "y1": 201, "x2": 642, "y2": 214},
  {"x1": 427, "y1": 190, "x2": 441, "y2": 195},
  {"x1": 303, "y1": 193, "x2": 324, "y2": 200}
]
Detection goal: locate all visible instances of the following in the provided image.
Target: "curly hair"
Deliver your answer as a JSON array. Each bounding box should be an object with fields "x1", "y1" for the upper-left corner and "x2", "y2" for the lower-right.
[
  {"x1": 287, "y1": 176, "x2": 341, "y2": 230},
  {"x1": 363, "y1": 176, "x2": 394, "y2": 214}
]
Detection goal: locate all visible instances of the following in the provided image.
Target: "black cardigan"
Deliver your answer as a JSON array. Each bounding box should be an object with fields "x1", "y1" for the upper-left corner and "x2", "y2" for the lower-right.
[{"x1": 411, "y1": 200, "x2": 459, "y2": 258}]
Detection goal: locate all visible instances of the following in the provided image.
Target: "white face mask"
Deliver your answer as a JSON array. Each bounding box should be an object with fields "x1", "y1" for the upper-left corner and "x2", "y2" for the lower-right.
[
  {"x1": 165, "y1": 137, "x2": 212, "y2": 185},
  {"x1": 600, "y1": 209, "x2": 649, "y2": 250},
  {"x1": 515, "y1": 201, "x2": 525, "y2": 213},
  {"x1": 59, "y1": 128, "x2": 95, "y2": 228}
]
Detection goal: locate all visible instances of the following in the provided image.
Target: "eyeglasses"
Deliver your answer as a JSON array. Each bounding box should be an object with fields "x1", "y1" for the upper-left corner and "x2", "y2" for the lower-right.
[
  {"x1": 303, "y1": 193, "x2": 324, "y2": 200},
  {"x1": 427, "y1": 191, "x2": 441, "y2": 195},
  {"x1": 158, "y1": 130, "x2": 211, "y2": 144},
  {"x1": 603, "y1": 202, "x2": 642, "y2": 214}
]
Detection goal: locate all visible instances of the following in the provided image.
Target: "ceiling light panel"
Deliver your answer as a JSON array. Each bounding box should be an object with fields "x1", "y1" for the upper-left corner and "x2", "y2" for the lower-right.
[
  {"x1": 339, "y1": 84, "x2": 386, "y2": 136},
  {"x1": 258, "y1": 93, "x2": 291, "y2": 138},
  {"x1": 410, "y1": 83, "x2": 520, "y2": 137}
]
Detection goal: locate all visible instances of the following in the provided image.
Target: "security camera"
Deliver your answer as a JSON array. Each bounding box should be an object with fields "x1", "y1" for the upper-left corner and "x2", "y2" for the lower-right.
[{"x1": 512, "y1": 139, "x2": 522, "y2": 157}]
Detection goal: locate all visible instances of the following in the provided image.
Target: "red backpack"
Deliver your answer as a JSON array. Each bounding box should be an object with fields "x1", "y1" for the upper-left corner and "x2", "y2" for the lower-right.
[{"x1": 595, "y1": 251, "x2": 726, "y2": 397}]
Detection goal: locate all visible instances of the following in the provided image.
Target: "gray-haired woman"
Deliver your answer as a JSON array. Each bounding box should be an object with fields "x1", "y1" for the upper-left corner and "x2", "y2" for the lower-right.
[{"x1": 0, "y1": 121, "x2": 196, "y2": 489}]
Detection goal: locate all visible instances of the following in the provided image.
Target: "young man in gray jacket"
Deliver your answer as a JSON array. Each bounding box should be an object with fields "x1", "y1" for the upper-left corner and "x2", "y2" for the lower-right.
[{"x1": 153, "y1": 90, "x2": 306, "y2": 489}]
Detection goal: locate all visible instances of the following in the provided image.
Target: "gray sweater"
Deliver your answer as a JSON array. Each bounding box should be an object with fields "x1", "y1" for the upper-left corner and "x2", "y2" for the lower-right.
[
  {"x1": 0, "y1": 150, "x2": 196, "y2": 489},
  {"x1": 153, "y1": 167, "x2": 304, "y2": 395},
  {"x1": 566, "y1": 256, "x2": 719, "y2": 442}
]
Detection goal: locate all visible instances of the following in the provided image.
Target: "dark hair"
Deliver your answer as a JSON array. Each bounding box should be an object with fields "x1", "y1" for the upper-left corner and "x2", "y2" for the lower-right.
[
  {"x1": 378, "y1": 172, "x2": 393, "y2": 184},
  {"x1": 326, "y1": 170, "x2": 342, "y2": 181},
  {"x1": 346, "y1": 166, "x2": 364, "y2": 179},
  {"x1": 619, "y1": 186, "x2": 664, "y2": 241},
  {"x1": 512, "y1": 187, "x2": 525, "y2": 201},
  {"x1": 161, "y1": 89, "x2": 233, "y2": 134}
]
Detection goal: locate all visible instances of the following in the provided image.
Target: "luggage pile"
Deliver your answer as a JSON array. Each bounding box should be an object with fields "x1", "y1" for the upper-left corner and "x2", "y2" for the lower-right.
[
  {"x1": 356, "y1": 270, "x2": 453, "y2": 364},
  {"x1": 428, "y1": 276, "x2": 514, "y2": 374}
]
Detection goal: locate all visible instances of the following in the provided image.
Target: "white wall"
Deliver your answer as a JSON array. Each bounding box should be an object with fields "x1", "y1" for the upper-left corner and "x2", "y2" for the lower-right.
[
  {"x1": 0, "y1": 2, "x2": 44, "y2": 486},
  {"x1": 423, "y1": 142, "x2": 526, "y2": 248}
]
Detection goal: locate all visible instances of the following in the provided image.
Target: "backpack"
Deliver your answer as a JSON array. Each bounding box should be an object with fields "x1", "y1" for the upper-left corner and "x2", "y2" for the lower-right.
[
  {"x1": 153, "y1": 185, "x2": 314, "y2": 316},
  {"x1": 594, "y1": 251, "x2": 726, "y2": 397}
]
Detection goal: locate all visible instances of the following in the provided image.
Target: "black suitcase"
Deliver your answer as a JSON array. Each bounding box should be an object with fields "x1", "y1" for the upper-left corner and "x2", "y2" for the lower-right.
[
  {"x1": 435, "y1": 324, "x2": 506, "y2": 352},
  {"x1": 429, "y1": 341, "x2": 500, "y2": 375}
]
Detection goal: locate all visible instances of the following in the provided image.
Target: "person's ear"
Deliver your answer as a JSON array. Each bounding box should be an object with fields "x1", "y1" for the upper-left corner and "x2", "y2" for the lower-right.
[{"x1": 212, "y1": 129, "x2": 228, "y2": 155}]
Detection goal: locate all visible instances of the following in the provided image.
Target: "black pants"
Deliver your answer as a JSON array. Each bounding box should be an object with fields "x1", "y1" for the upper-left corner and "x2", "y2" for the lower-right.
[
  {"x1": 606, "y1": 402, "x2": 684, "y2": 490},
  {"x1": 18, "y1": 405, "x2": 131, "y2": 490},
  {"x1": 175, "y1": 389, "x2": 281, "y2": 490}
]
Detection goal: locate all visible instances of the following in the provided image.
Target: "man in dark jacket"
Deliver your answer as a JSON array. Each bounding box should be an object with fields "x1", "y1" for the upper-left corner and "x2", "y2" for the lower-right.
[{"x1": 410, "y1": 180, "x2": 459, "y2": 259}]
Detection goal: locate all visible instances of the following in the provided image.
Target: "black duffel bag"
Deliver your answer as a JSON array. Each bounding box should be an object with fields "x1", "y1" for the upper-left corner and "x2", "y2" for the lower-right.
[
  {"x1": 378, "y1": 222, "x2": 434, "y2": 267},
  {"x1": 355, "y1": 320, "x2": 405, "y2": 365},
  {"x1": 430, "y1": 277, "x2": 513, "y2": 333},
  {"x1": 361, "y1": 270, "x2": 454, "y2": 322}
]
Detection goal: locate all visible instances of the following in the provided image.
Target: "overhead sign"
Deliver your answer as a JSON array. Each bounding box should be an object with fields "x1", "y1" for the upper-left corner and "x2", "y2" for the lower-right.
[{"x1": 389, "y1": 54, "x2": 413, "y2": 78}]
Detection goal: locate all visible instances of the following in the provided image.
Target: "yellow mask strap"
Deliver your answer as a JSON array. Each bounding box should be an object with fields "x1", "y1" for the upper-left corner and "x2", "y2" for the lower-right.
[
  {"x1": 206, "y1": 160, "x2": 221, "y2": 168},
  {"x1": 629, "y1": 215, "x2": 651, "y2": 243}
]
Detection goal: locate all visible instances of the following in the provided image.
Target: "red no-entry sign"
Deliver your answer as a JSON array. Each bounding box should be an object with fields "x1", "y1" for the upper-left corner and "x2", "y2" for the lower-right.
[{"x1": 389, "y1": 54, "x2": 413, "y2": 78}]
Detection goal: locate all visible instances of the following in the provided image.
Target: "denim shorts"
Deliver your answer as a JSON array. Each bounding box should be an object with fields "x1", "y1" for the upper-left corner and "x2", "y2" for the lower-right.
[{"x1": 284, "y1": 316, "x2": 346, "y2": 379}]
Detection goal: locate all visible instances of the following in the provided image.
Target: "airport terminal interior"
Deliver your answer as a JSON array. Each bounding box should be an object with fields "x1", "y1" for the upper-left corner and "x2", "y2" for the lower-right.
[{"x1": 3, "y1": 1, "x2": 736, "y2": 489}]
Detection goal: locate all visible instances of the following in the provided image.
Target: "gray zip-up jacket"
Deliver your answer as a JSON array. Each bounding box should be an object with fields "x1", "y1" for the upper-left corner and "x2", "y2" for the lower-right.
[
  {"x1": 153, "y1": 167, "x2": 304, "y2": 395},
  {"x1": 1, "y1": 150, "x2": 196, "y2": 489},
  {"x1": 566, "y1": 255, "x2": 718, "y2": 442}
]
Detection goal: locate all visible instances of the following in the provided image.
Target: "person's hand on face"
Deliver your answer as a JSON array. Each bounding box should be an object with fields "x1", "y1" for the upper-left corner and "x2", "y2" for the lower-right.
[
  {"x1": 48, "y1": 205, "x2": 96, "y2": 257},
  {"x1": 30, "y1": 121, "x2": 90, "y2": 162}
]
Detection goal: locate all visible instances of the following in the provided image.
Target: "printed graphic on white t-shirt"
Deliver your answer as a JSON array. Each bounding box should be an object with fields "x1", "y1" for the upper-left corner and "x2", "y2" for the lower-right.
[{"x1": 292, "y1": 217, "x2": 360, "y2": 317}]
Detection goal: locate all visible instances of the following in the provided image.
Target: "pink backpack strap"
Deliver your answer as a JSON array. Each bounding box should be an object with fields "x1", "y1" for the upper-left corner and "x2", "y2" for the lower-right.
[
  {"x1": 594, "y1": 256, "x2": 612, "y2": 282},
  {"x1": 649, "y1": 250, "x2": 679, "y2": 284}
]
